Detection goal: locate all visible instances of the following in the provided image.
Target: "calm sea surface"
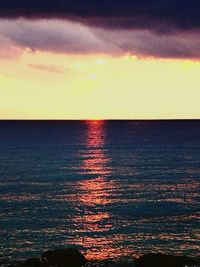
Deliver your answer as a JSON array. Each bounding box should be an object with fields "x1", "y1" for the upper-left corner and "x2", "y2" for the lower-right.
[{"x1": 0, "y1": 120, "x2": 200, "y2": 260}]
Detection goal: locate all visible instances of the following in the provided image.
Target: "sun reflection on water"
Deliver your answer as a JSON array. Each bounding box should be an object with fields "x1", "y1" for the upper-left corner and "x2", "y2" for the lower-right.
[
  {"x1": 70, "y1": 120, "x2": 117, "y2": 259},
  {"x1": 76, "y1": 120, "x2": 114, "y2": 204},
  {"x1": 86, "y1": 120, "x2": 105, "y2": 147}
]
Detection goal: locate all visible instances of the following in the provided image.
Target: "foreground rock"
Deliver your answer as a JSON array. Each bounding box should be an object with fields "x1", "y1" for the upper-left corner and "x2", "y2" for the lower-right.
[
  {"x1": 42, "y1": 248, "x2": 86, "y2": 267},
  {"x1": 134, "y1": 253, "x2": 199, "y2": 267},
  {"x1": 20, "y1": 258, "x2": 48, "y2": 267}
]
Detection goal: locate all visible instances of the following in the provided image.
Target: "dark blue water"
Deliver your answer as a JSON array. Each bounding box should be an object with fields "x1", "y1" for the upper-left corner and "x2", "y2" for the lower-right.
[{"x1": 0, "y1": 120, "x2": 200, "y2": 260}]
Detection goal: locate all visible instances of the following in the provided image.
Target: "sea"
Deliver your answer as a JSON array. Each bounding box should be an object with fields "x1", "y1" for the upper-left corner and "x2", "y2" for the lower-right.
[{"x1": 0, "y1": 120, "x2": 200, "y2": 262}]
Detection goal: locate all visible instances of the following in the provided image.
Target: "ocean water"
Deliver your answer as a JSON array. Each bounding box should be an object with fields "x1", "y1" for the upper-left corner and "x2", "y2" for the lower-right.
[{"x1": 0, "y1": 120, "x2": 200, "y2": 261}]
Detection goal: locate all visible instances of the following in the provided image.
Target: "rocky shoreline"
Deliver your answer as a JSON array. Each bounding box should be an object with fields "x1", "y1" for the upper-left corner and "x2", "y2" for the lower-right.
[{"x1": 1, "y1": 248, "x2": 200, "y2": 267}]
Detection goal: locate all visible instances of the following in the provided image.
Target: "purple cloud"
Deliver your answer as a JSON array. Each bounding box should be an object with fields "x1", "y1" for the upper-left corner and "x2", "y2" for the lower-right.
[{"x1": 0, "y1": 19, "x2": 200, "y2": 59}]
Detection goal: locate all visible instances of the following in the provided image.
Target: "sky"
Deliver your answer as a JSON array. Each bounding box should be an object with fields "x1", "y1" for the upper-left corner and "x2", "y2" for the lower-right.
[{"x1": 0, "y1": 0, "x2": 200, "y2": 119}]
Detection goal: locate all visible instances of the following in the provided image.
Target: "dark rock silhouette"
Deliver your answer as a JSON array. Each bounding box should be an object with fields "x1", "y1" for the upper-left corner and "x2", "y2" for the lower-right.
[
  {"x1": 42, "y1": 248, "x2": 86, "y2": 267},
  {"x1": 20, "y1": 258, "x2": 48, "y2": 267},
  {"x1": 134, "y1": 253, "x2": 198, "y2": 267}
]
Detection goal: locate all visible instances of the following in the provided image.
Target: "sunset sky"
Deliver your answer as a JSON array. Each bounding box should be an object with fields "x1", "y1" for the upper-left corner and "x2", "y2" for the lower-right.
[{"x1": 0, "y1": 0, "x2": 200, "y2": 119}]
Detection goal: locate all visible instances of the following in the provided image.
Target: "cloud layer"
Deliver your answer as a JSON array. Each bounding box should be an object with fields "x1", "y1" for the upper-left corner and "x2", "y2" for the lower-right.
[{"x1": 0, "y1": 19, "x2": 200, "y2": 59}]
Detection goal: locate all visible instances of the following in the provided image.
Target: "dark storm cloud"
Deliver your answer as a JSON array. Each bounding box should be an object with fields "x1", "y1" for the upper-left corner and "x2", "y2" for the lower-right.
[
  {"x1": 0, "y1": 0, "x2": 200, "y2": 31},
  {"x1": 0, "y1": 0, "x2": 200, "y2": 60}
]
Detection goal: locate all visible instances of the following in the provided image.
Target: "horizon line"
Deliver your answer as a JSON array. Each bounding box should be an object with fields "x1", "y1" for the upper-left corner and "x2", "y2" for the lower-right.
[{"x1": 0, "y1": 118, "x2": 200, "y2": 121}]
